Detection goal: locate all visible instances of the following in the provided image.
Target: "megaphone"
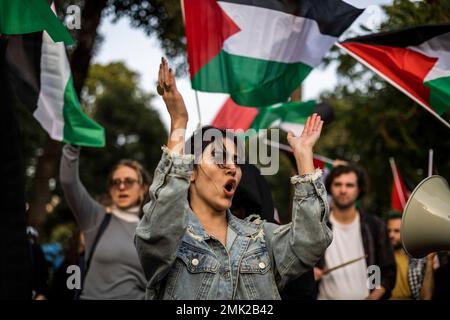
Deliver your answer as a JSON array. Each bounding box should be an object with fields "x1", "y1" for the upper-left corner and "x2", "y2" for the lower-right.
[{"x1": 401, "y1": 175, "x2": 450, "y2": 258}]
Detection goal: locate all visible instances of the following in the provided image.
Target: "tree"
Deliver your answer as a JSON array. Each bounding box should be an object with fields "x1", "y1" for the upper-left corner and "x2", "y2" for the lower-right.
[
  {"x1": 23, "y1": 62, "x2": 167, "y2": 237},
  {"x1": 317, "y1": 0, "x2": 450, "y2": 216},
  {"x1": 77, "y1": 62, "x2": 167, "y2": 197},
  {"x1": 28, "y1": 0, "x2": 186, "y2": 232}
]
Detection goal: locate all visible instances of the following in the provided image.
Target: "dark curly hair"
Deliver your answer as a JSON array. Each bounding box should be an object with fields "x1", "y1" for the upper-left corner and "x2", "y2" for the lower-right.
[{"x1": 325, "y1": 165, "x2": 369, "y2": 200}]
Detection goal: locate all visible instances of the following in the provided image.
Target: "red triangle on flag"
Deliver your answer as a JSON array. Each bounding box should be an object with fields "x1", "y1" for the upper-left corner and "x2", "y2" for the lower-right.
[
  {"x1": 211, "y1": 98, "x2": 258, "y2": 131},
  {"x1": 184, "y1": 0, "x2": 241, "y2": 78},
  {"x1": 390, "y1": 160, "x2": 410, "y2": 212},
  {"x1": 340, "y1": 42, "x2": 438, "y2": 110}
]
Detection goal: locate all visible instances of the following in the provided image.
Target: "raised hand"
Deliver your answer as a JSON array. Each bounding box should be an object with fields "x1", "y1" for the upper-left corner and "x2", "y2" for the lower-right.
[
  {"x1": 158, "y1": 57, "x2": 188, "y2": 125},
  {"x1": 158, "y1": 57, "x2": 188, "y2": 153},
  {"x1": 287, "y1": 113, "x2": 323, "y2": 153},
  {"x1": 287, "y1": 113, "x2": 323, "y2": 175}
]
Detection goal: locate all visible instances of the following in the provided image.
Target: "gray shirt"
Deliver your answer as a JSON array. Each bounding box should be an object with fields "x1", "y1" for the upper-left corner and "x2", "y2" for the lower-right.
[{"x1": 60, "y1": 144, "x2": 146, "y2": 300}]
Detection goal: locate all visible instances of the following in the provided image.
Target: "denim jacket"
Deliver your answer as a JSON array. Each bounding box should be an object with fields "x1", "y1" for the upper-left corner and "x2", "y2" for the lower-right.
[{"x1": 135, "y1": 147, "x2": 332, "y2": 300}]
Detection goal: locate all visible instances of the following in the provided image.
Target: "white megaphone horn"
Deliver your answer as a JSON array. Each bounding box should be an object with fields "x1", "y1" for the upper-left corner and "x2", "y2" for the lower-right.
[{"x1": 401, "y1": 175, "x2": 450, "y2": 259}]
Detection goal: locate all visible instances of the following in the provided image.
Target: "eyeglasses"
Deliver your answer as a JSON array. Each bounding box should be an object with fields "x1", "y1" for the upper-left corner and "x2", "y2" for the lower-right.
[{"x1": 110, "y1": 178, "x2": 139, "y2": 190}]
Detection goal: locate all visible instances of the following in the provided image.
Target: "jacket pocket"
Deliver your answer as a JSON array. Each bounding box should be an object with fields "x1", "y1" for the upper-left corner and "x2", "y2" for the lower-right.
[
  {"x1": 163, "y1": 245, "x2": 219, "y2": 300},
  {"x1": 238, "y1": 249, "x2": 280, "y2": 299},
  {"x1": 178, "y1": 247, "x2": 219, "y2": 274},
  {"x1": 240, "y1": 249, "x2": 271, "y2": 274}
]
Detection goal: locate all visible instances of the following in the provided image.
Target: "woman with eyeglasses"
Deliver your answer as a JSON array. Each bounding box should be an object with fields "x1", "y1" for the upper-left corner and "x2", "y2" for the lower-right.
[
  {"x1": 60, "y1": 146, "x2": 149, "y2": 299},
  {"x1": 134, "y1": 58, "x2": 332, "y2": 299}
]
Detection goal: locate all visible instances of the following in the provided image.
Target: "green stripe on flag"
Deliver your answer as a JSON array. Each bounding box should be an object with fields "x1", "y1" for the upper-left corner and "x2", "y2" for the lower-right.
[
  {"x1": 251, "y1": 100, "x2": 316, "y2": 131},
  {"x1": 63, "y1": 76, "x2": 105, "y2": 147},
  {"x1": 0, "y1": 0, "x2": 73, "y2": 45},
  {"x1": 425, "y1": 76, "x2": 450, "y2": 115},
  {"x1": 191, "y1": 50, "x2": 312, "y2": 107}
]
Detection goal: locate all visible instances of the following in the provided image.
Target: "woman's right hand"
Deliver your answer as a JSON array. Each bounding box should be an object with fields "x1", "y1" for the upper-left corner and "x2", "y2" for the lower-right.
[{"x1": 158, "y1": 57, "x2": 188, "y2": 126}]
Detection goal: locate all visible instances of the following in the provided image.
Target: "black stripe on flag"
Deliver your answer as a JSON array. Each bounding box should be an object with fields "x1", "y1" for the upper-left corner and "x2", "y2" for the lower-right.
[
  {"x1": 217, "y1": 0, "x2": 364, "y2": 37},
  {"x1": 341, "y1": 23, "x2": 450, "y2": 47},
  {"x1": 5, "y1": 32, "x2": 43, "y2": 113}
]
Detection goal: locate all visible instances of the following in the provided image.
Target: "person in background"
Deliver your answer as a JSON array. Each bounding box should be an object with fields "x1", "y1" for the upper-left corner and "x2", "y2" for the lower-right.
[
  {"x1": 49, "y1": 228, "x2": 85, "y2": 300},
  {"x1": 315, "y1": 165, "x2": 396, "y2": 300},
  {"x1": 386, "y1": 211, "x2": 435, "y2": 300},
  {"x1": 60, "y1": 147, "x2": 150, "y2": 299}
]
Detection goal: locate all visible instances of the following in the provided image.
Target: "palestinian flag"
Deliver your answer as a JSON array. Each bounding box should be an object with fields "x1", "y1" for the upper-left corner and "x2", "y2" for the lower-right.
[
  {"x1": 0, "y1": 0, "x2": 73, "y2": 45},
  {"x1": 4, "y1": 31, "x2": 105, "y2": 147},
  {"x1": 1, "y1": 0, "x2": 104, "y2": 146},
  {"x1": 389, "y1": 158, "x2": 410, "y2": 212},
  {"x1": 250, "y1": 100, "x2": 315, "y2": 134},
  {"x1": 183, "y1": 0, "x2": 366, "y2": 106},
  {"x1": 211, "y1": 98, "x2": 258, "y2": 131},
  {"x1": 212, "y1": 98, "x2": 334, "y2": 133},
  {"x1": 339, "y1": 24, "x2": 450, "y2": 129},
  {"x1": 212, "y1": 98, "x2": 334, "y2": 170}
]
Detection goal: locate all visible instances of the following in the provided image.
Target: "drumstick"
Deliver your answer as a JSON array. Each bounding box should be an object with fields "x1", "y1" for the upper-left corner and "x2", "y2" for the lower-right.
[{"x1": 322, "y1": 255, "x2": 368, "y2": 275}]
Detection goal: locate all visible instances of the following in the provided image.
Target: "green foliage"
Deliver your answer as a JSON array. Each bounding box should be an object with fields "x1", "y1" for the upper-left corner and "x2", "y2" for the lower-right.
[
  {"x1": 18, "y1": 62, "x2": 167, "y2": 236},
  {"x1": 57, "y1": 0, "x2": 186, "y2": 70},
  {"x1": 318, "y1": 0, "x2": 450, "y2": 216},
  {"x1": 77, "y1": 62, "x2": 167, "y2": 198},
  {"x1": 14, "y1": 98, "x2": 47, "y2": 198}
]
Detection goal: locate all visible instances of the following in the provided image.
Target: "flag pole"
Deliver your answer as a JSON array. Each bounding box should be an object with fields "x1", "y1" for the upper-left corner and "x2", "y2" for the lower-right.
[
  {"x1": 389, "y1": 157, "x2": 406, "y2": 209},
  {"x1": 180, "y1": 0, "x2": 202, "y2": 128},
  {"x1": 335, "y1": 42, "x2": 450, "y2": 130},
  {"x1": 428, "y1": 149, "x2": 434, "y2": 177},
  {"x1": 195, "y1": 91, "x2": 202, "y2": 128}
]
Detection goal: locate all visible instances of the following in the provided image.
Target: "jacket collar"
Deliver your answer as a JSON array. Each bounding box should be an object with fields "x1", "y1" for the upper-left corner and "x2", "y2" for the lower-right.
[{"x1": 187, "y1": 208, "x2": 261, "y2": 241}]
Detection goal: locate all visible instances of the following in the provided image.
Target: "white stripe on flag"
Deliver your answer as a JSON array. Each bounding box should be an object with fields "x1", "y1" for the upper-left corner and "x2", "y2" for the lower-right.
[
  {"x1": 279, "y1": 122, "x2": 304, "y2": 135},
  {"x1": 336, "y1": 42, "x2": 450, "y2": 129},
  {"x1": 34, "y1": 31, "x2": 70, "y2": 141},
  {"x1": 408, "y1": 32, "x2": 450, "y2": 82},
  {"x1": 218, "y1": 2, "x2": 336, "y2": 66}
]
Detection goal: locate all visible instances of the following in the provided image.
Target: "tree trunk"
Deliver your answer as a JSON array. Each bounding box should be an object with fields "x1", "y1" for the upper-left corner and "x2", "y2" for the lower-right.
[
  {"x1": 26, "y1": 139, "x2": 61, "y2": 231},
  {"x1": 71, "y1": 0, "x2": 109, "y2": 96},
  {"x1": 27, "y1": 0, "x2": 108, "y2": 232}
]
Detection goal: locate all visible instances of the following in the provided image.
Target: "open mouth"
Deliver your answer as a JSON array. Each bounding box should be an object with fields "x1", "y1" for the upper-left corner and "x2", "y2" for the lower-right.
[
  {"x1": 223, "y1": 179, "x2": 237, "y2": 197},
  {"x1": 118, "y1": 194, "x2": 129, "y2": 200}
]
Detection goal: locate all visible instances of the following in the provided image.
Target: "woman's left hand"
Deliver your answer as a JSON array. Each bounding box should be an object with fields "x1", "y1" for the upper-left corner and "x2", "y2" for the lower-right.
[
  {"x1": 287, "y1": 113, "x2": 323, "y2": 153},
  {"x1": 287, "y1": 113, "x2": 323, "y2": 175}
]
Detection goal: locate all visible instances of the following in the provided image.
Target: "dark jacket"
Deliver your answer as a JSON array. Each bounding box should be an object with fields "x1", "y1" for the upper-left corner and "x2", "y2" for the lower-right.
[{"x1": 317, "y1": 210, "x2": 396, "y2": 299}]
